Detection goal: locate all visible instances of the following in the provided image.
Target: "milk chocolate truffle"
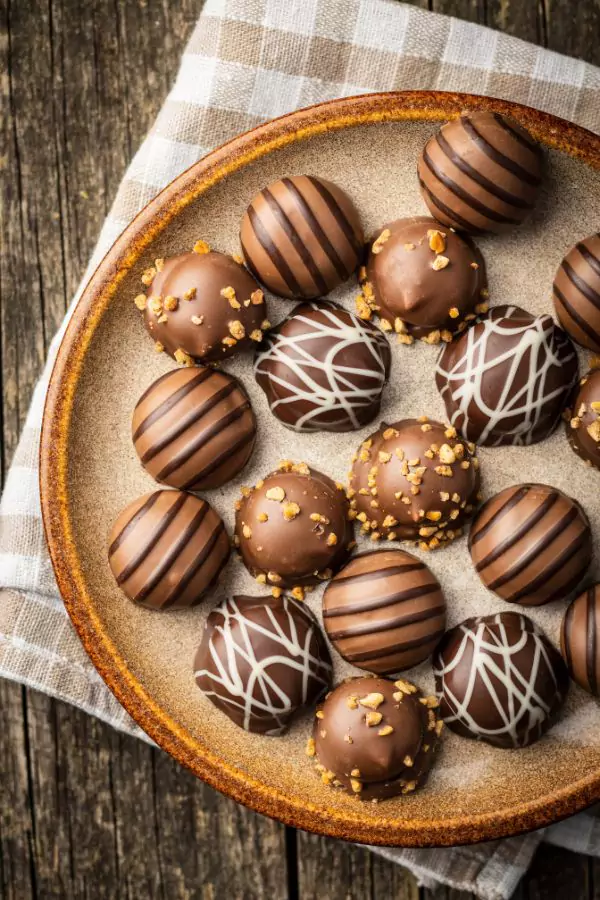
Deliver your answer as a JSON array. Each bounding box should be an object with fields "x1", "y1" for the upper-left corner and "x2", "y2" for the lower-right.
[
  {"x1": 348, "y1": 418, "x2": 480, "y2": 551},
  {"x1": 418, "y1": 111, "x2": 544, "y2": 235},
  {"x1": 254, "y1": 301, "x2": 391, "y2": 433},
  {"x1": 469, "y1": 484, "x2": 592, "y2": 607},
  {"x1": 434, "y1": 612, "x2": 569, "y2": 748},
  {"x1": 240, "y1": 175, "x2": 363, "y2": 299},
  {"x1": 322, "y1": 550, "x2": 446, "y2": 674},
  {"x1": 309, "y1": 675, "x2": 442, "y2": 800},
  {"x1": 553, "y1": 233, "x2": 600, "y2": 352},
  {"x1": 561, "y1": 584, "x2": 600, "y2": 696},
  {"x1": 108, "y1": 490, "x2": 230, "y2": 609},
  {"x1": 194, "y1": 594, "x2": 332, "y2": 734},
  {"x1": 132, "y1": 368, "x2": 256, "y2": 490},
  {"x1": 436, "y1": 304, "x2": 579, "y2": 447},
  {"x1": 566, "y1": 369, "x2": 600, "y2": 470},
  {"x1": 235, "y1": 461, "x2": 354, "y2": 595},
  {"x1": 357, "y1": 217, "x2": 488, "y2": 343},
  {"x1": 138, "y1": 247, "x2": 268, "y2": 363}
]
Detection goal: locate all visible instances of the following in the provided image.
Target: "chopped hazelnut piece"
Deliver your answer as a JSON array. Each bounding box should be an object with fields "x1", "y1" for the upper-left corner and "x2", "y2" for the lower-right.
[
  {"x1": 378, "y1": 451, "x2": 392, "y2": 463},
  {"x1": 164, "y1": 295, "x2": 178, "y2": 312},
  {"x1": 222, "y1": 336, "x2": 237, "y2": 347},
  {"x1": 427, "y1": 229, "x2": 446, "y2": 253},
  {"x1": 183, "y1": 287, "x2": 196, "y2": 301},
  {"x1": 344, "y1": 734, "x2": 353, "y2": 744},
  {"x1": 438, "y1": 443, "x2": 456, "y2": 464},
  {"x1": 448, "y1": 306, "x2": 460, "y2": 318},
  {"x1": 403, "y1": 755, "x2": 414, "y2": 767},
  {"x1": 154, "y1": 341, "x2": 164, "y2": 353},
  {"x1": 359, "y1": 692, "x2": 385, "y2": 710},
  {"x1": 305, "y1": 738, "x2": 316, "y2": 757},
  {"x1": 378, "y1": 725, "x2": 394, "y2": 736},
  {"x1": 229, "y1": 320, "x2": 245, "y2": 340},
  {"x1": 346, "y1": 696, "x2": 359, "y2": 710},
  {"x1": 193, "y1": 239, "x2": 210, "y2": 254},
  {"x1": 371, "y1": 228, "x2": 391, "y2": 254},
  {"x1": 283, "y1": 502, "x2": 301, "y2": 520},
  {"x1": 266, "y1": 486, "x2": 285, "y2": 502},
  {"x1": 190, "y1": 314, "x2": 205, "y2": 326},
  {"x1": 394, "y1": 679, "x2": 417, "y2": 694},
  {"x1": 242, "y1": 525, "x2": 252, "y2": 539},
  {"x1": 588, "y1": 420, "x2": 600, "y2": 442},
  {"x1": 432, "y1": 255, "x2": 450, "y2": 271},
  {"x1": 141, "y1": 266, "x2": 156, "y2": 286},
  {"x1": 326, "y1": 533, "x2": 337, "y2": 546},
  {"x1": 174, "y1": 348, "x2": 194, "y2": 366},
  {"x1": 134, "y1": 293, "x2": 147, "y2": 310},
  {"x1": 316, "y1": 710, "x2": 325, "y2": 720},
  {"x1": 350, "y1": 779, "x2": 362, "y2": 794},
  {"x1": 365, "y1": 711, "x2": 383, "y2": 726}
]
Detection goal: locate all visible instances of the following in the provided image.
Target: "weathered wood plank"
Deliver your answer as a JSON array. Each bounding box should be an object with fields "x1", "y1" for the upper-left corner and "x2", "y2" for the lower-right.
[
  {"x1": 544, "y1": 0, "x2": 600, "y2": 67},
  {"x1": 523, "y1": 844, "x2": 590, "y2": 899}
]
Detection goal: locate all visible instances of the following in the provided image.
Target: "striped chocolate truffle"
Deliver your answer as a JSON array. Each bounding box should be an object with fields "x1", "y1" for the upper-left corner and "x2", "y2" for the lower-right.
[
  {"x1": 108, "y1": 490, "x2": 230, "y2": 610},
  {"x1": 322, "y1": 550, "x2": 446, "y2": 675},
  {"x1": 469, "y1": 483, "x2": 592, "y2": 607},
  {"x1": 553, "y1": 233, "x2": 600, "y2": 352},
  {"x1": 561, "y1": 584, "x2": 600, "y2": 696},
  {"x1": 240, "y1": 175, "x2": 364, "y2": 299},
  {"x1": 132, "y1": 368, "x2": 256, "y2": 491},
  {"x1": 418, "y1": 111, "x2": 543, "y2": 235}
]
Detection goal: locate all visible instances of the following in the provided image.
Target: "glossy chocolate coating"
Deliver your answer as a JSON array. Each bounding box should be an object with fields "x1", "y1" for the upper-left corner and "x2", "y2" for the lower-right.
[
  {"x1": 561, "y1": 584, "x2": 600, "y2": 696},
  {"x1": 311, "y1": 675, "x2": 441, "y2": 800},
  {"x1": 566, "y1": 369, "x2": 600, "y2": 470},
  {"x1": 240, "y1": 175, "x2": 364, "y2": 299},
  {"x1": 360, "y1": 217, "x2": 487, "y2": 341},
  {"x1": 234, "y1": 462, "x2": 354, "y2": 591},
  {"x1": 553, "y1": 233, "x2": 600, "y2": 352},
  {"x1": 108, "y1": 490, "x2": 230, "y2": 609},
  {"x1": 254, "y1": 300, "x2": 391, "y2": 433},
  {"x1": 141, "y1": 250, "x2": 267, "y2": 363},
  {"x1": 434, "y1": 612, "x2": 569, "y2": 748},
  {"x1": 348, "y1": 418, "x2": 480, "y2": 550},
  {"x1": 469, "y1": 483, "x2": 592, "y2": 607},
  {"x1": 194, "y1": 594, "x2": 332, "y2": 734},
  {"x1": 132, "y1": 367, "x2": 256, "y2": 490},
  {"x1": 322, "y1": 550, "x2": 446, "y2": 674},
  {"x1": 418, "y1": 111, "x2": 544, "y2": 235},
  {"x1": 436, "y1": 304, "x2": 579, "y2": 447}
]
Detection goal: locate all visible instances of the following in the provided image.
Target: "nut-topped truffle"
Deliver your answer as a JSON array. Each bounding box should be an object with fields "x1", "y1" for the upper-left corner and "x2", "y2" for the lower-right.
[
  {"x1": 234, "y1": 461, "x2": 354, "y2": 595},
  {"x1": 566, "y1": 368, "x2": 600, "y2": 470},
  {"x1": 137, "y1": 246, "x2": 269, "y2": 363},
  {"x1": 553, "y1": 233, "x2": 600, "y2": 352},
  {"x1": 357, "y1": 217, "x2": 488, "y2": 344},
  {"x1": 348, "y1": 418, "x2": 481, "y2": 551},
  {"x1": 310, "y1": 675, "x2": 442, "y2": 801}
]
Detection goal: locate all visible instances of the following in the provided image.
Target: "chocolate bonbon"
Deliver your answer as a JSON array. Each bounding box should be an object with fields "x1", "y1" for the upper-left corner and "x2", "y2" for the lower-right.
[
  {"x1": 254, "y1": 301, "x2": 391, "y2": 433},
  {"x1": 322, "y1": 550, "x2": 446, "y2": 674},
  {"x1": 566, "y1": 368, "x2": 600, "y2": 470},
  {"x1": 553, "y1": 233, "x2": 600, "y2": 352},
  {"x1": 194, "y1": 593, "x2": 332, "y2": 734},
  {"x1": 561, "y1": 584, "x2": 600, "y2": 696}
]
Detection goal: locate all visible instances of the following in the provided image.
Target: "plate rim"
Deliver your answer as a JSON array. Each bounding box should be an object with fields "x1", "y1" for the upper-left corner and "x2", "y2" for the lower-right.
[{"x1": 40, "y1": 90, "x2": 600, "y2": 847}]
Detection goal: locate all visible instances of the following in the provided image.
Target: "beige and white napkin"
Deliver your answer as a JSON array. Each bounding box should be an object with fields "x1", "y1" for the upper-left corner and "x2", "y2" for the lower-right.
[{"x1": 2, "y1": 1, "x2": 600, "y2": 897}]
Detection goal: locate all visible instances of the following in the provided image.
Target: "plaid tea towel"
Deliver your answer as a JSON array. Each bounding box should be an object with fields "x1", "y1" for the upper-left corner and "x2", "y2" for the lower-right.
[{"x1": 3, "y1": 1, "x2": 600, "y2": 897}]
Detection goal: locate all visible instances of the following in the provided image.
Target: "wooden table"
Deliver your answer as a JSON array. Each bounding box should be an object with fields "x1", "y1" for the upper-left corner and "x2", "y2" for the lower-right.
[{"x1": 2, "y1": 1, "x2": 600, "y2": 897}]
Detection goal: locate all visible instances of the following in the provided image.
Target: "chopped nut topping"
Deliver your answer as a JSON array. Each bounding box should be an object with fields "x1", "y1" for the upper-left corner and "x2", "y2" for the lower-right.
[
  {"x1": 326, "y1": 533, "x2": 338, "y2": 546},
  {"x1": 251, "y1": 289, "x2": 264, "y2": 305},
  {"x1": 392, "y1": 691, "x2": 403, "y2": 702},
  {"x1": 316, "y1": 710, "x2": 324, "y2": 720},
  {"x1": 141, "y1": 266, "x2": 156, "y2": 286},
  {"x1": 383, "y1": 427, "x2": 399, "y2": 440},
  {"x1": 305, "y1": 738, "x2": 316, "y2": 757},
  {"x1": 475, "y1": 301, "x2": 489, "y2": 315},
  {"x1": 359, "y1": 692, "x2": 385, "y2": 710},
  {"x1": 283, "y1": 502, "x2": 301, "y2": 520},
  {"x1": 403, "y1": 755, "x2": 414, "y2": 767},
  {"x1": 193, "y1": 239, "x2": 210, "y2": 254},
  {"x1": 257, "y1": 512, "x2": 268, "y2": 523},
  {"x1": 397, "y1": 333, "x2": 414, "y2": 345},
  {"x1": 394, "y1": 679, "x2": 417, "y2": 694},
  {"x1": 448, "y1": 306, "x2": 460, "y2": 318},
  {"x1": 346, "y1": 696, "x2": 359, "y2": 710},
  {"x1": 174, "y1": 348, "x2": 194, "y2": 366},
  {"x1": 162, "y1": 295, "x2": 177, "y2": 312},
  {"x1": 427, "y1": 229, "x2": 446, "y2": 253},
  {"x1": 432, "y1": 255, "x2": 450, "y2": 271},
  {"x1": 379, "y1": 318, "x2": 393, "y2": 332},
  {"x1": 222, "y1": 336, "x2": 237, "y2": 347},
  {"x1": 350, "y1": 768, "x2": 361, "y2": 777},
  {"x1": 435, "y1": 465, "x2": 453, "y2": 477},
  {"x1": 183, "y1": 287, "x2": 196, "y2": 301},
  {"x1": 256, "y1": 573, "x2": 267, "y2": 584},
  {"x1": 378, "y1": 451, "x2": 392, "y2": 463},
  {"x1": 420, "y1": 695, "x2": 440, "y2": 709},
  {"x1": 154, "y1": 341, "x2": 164, "y2": 353},
  {"x1": 394, "y1": 317, "x2": 407, "y2": 335},
  {"x1": 382, "y1": 515, "x2": 398, "y2": 528},
  {"x1": 588, "y1": 420, "x2": 600, "y2": 442},
  {"x1": 470, "y1": 261, "x2": 479, "y2": 269},
  {"x1": 372, "y1": 228, "x2": 391, "y2": 254},
  {"x1": 365, "y1": 711, "x2": 383, "y2": 727},
  {"x1": 402, "y1": 781, "x2": 417, "y2": 794},
  {"x1": 242, "y1": 525, "x2": 252, "y2": 539},
  {"x1": 267, "y1": 571, "x2": 282, "y2": 584},
  {"x1": 426, "y1": 510, "x2": 442, "y2": 522},
  {"x1": 404, "y1": 242, "x2": 415, "y2": 251},
  {"x1": 378, "y1": 725, "x2": 394, "y2": 736},
  {"x1": 228, "y1": 320, "x2": 245, "y2": 340},
  {"x1": 157, "y1": 313, "x2": 168, "y2": 324},
  {"x1": 350, "y1": 779, "x2": 363, "y2": 794},
  {"x1": 291, "y1": 586, "x2": 304, "y2": 601},
  {"x1": 134, "y1": 293, "x2": 147, "y2": 310},
  {"x1": 266, "y1": 486, "x2": 285, "y2": 502},
  {"x1": 591, "y1": 401, "x2": 600, "y2": 413},
  {"x1": 438, "y1": 443, "x2": 456, "y2": 464},
  {"x1": 344, "y1": 734, "x2": 353, "y2": 743}
]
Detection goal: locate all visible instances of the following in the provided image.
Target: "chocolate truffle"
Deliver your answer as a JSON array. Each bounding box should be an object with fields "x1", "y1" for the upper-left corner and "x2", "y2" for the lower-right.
[
  {"x1": 108, "y1": 490, "x2": 230, "y2": 609},
  {"x1": 357, "y1": 217, "x2": 488, "y2": 343},
  {"x1": 418, "y1": 111, "x2": 544, "y2": 235},
  {"x1": 434, "y1": 612, "x2": 569, "y2": 748},
  {"x1": 309, "y1": 675, "x2": 442, "y2": 800},
  {"x1": 561, "y1": 584, "x2": 600, "y2": 696},
  {"x1": 553, "y1": 233, "x2": 600, "y2": 352},
  {"x1": 254, "y1": 301, "x2": 391, "y2": 433},
  {"x1": 235, "y1": 461, "x2": 354, "y2": 595},
  {"x1": 138, "y1": 247, "x2": 268, "y2": 363},
  {"x1": 322, "y1": 550, "x2": 446, "y2": 674},
  {"x1": 194, "y1": 593, "x2": 332, "y2": 734},
  {"x1": 470, "y1": 484, "x2": 592, "y2": 607},
  {"x1": 132, "y1": 368, "x2": 256, "y2": 490},
  {"x1": 436, "y1": 304, "x2": 579, "y2": 447},
  {"x1": 240, "y1": 175, "x2": 364, "y2": 300},
  {"x1": 348, "y1": 418, "x2": 480, "y2": 551},
  {"x1": 566, "y1": 368, "x2": 600, "y2": 469}
]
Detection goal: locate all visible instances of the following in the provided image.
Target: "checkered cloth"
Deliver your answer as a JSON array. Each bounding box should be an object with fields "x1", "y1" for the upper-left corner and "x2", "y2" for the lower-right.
[{"x1": 2, "y1": 1, "x2": 600, "y2": 896}]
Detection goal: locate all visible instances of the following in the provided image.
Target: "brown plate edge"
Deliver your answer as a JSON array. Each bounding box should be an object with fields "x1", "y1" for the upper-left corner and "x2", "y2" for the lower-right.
[{"x1": 39, "y1": 90, "x2": 600, "y2": 848}]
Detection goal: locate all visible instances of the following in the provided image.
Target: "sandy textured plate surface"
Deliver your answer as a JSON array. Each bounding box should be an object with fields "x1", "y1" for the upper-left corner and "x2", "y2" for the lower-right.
[{"x1": 41, "y1": 92, "x2": 600, "y2": 847}]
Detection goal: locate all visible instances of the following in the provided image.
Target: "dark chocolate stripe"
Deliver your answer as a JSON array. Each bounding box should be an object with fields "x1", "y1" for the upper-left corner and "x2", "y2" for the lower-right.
[
  {"x1": 327, "y1": 562, "x2": 424, "y2": 590},
  {"x1": 436, "y1": 131, "x2": 531, "y2": 209},
  {"x1": 282, "y1": 177, "x2": 348, "y2": 281},
  {"x1": 108, "y1": 492, "x2": 160, "y2": 557},
  {"x1": 577, "y1": 240, "x2": 600, "y2": 279},
  {"x1": 418, "y1": 175, "x2": 483, "y2": 234},
  {"x1": 262, "y1": 187, "x2": 329, "y2": 295},
  {"x1": 470, "y1": 485, "x2": 530, "y2": 548},
  {"x1": 562, "y1": 259, "x2": 600, "y2": 312},
  {"x1": 563, "y1": 600, "x2": 575, "y2": 673},
  {"x1": 475, "y1": 491, "x2": 559, "y2": 573},
  {"x1": 181, "y1": 427, "x2": 255, "y2": 490},
  {"x1": 160, "y1": 520, "x2": 226, "y2": 609},
  {"x1": 307, "y1": 176, "x2": 363, "y2": 257},
  {"x1": 135, "y1": 369, "x2": 182, "y2": 409},
  {"x1": 460, "y1": 115, "x2": 542, "y2": 186},
  {"x1": 133, "y1": 368, "x2": 214, "y2": 443},
  {"x1": 588, "y1": 588, "x2": 598, "y2": 695},
  {"x1": 553, "y1": 284, "x2": 600, "y2": 345},
  {"x1": 247, "y1": 205, "x2": 303, "y2": 295},
  {"x1": 115, "y1": 492, "x2": 187, "y2": 586},
  {"x1": 493, "y1": 113, "x2": 543, "y2": 156},
  {"x1": 323, "y1": 583, "x2": 439, "y2": 618},
  {"x1": 344, "y1": 628, "x2": 446, "y2": 664},
  {"x1": 326, "y1": 603, "x2": 445, "y2": 640},
  {"x1": 134, "y1": 500, "x2": 208, "y2": 603},
  {"x1": 506, "y1": 526, "x2": 590, "y2": 604},
  {"x1": 157, "y1": 401, "x2": 250, "y2": 481}
]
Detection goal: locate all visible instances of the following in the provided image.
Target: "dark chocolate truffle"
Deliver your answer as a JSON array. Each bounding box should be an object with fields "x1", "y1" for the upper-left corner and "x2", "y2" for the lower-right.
[
  {"x1": 566, "y1": 368, "x2": 600, "y2": 470},
  {"x1": 561, "y1": 584, "x2": 600, "y2": 696},
  {"x1": 194, "y1": 594, "x2": 332, "y2": 734},
  {"x1": 254, "y1": 300, "x2": 391, "y2": 433},
  {"x1": 436, "y1": 304, "x2": 578, "y2": 447},
  {"x1": 348, "y1": 418, "x2": 480, "y2": 551},
  {"x1": 235, "y1": 461, "x2": 354, "y2": 595},
  {"x1": 240, "y1": 175, "x2": 363, "y2": 299},
  {"x1": 357, "y1": 217, "x2": 488, "y2": 343},
  {"x1": 434, "y1": 611, "x2": 569, "y2": 748},
  {"x1": 553, "y1": 233, "x2": 600, "y2": 352},
  {"x1": 138, "y1": 247, "x2": 268, "y2": 363},
  {"x1": 309, "y1": 675, "x2": 441, "y2": 800},
  {"x1": 132, "y1": 367, "x2": 256, "y2": 490},
  {"x1": 469, "y1": 484, "x2": 592, "y2": 607},
  {"x1": 418, "y1": 111, "x2": 544, "y2": 235},
  {"x1": 322, "y1": 550, "x2": 446, "y2": 674},
  {"x1": 108, "y1": 490, "x2": 230, "y2": 609}
]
